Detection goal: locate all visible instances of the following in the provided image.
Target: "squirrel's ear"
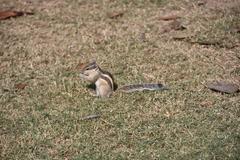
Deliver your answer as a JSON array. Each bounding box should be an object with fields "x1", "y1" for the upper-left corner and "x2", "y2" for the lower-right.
[
  {"x1": 88, "y1": 60, "x2": 98, "y2": 68},
  {"x1": 90, "y1": 59, "x2": 96, "y2": 64}
]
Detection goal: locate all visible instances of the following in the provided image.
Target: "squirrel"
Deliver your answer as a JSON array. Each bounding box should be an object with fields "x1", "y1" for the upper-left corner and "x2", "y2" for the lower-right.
[{"x1": 77, "y1": 61, "x2": 168, "y2": 98}]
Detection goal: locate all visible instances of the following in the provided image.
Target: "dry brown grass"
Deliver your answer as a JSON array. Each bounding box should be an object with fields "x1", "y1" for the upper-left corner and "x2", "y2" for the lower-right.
[{"x1": 1, "y1": 0, "x2": 240, "y2": 159}]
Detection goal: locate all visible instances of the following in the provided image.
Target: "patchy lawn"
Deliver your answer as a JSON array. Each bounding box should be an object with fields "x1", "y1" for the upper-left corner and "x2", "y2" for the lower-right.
[{"x1": 0, "y1": 0, "x2": 239, "y2": 159}]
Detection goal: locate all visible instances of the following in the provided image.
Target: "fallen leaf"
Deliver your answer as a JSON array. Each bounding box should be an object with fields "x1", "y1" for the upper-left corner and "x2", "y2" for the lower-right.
[
  {"x1": 107, "y1": 11, "x2": 124, "y2": 19},
  {"x1": 14, "y1": 83, "x2": 27, "y2": 90},
  {"x1": 191, "y1": 40, "x2": 221, "y2": 46},
  {"x1": 172, "y1": 33, "x2": 192, "y2": 40},
  {"x1": 200, "y1": 100, "x2": 213, "y2": 108},
  {"x1": 160, "y1": 20, "x2": 186, "y2": 33},
  {"x1": 0, "y1": 10, "x2": 33, "y2": 20},
  {"x1": 159, "y1": 14, "x2": 180, "y2": 21},
  {"x1": 206, "y1": 81, "x2": 239, "y2": 94}
]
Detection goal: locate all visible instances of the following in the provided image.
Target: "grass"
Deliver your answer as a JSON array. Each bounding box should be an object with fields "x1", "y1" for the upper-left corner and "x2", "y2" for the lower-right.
[{"x1": 0, "y1": 0, "x2": 240, "y2": 159}]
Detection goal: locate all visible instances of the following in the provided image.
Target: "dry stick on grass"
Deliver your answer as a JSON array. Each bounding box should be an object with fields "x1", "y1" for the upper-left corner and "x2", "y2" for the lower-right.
[
  {"x1": 190, "y1": 41, "x2": 239, "y2": 49},
  {"x1": 80, "y1": 114, "x2": 101, "y2": 121},
  {"x1": 173, "y1": 37, "x2": 239, "y2": 49}
]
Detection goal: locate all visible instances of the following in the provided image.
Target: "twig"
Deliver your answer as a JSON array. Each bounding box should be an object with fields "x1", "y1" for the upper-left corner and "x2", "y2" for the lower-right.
[{"x1": 80, "y1": 114, "x2": 101, "y2": 121}]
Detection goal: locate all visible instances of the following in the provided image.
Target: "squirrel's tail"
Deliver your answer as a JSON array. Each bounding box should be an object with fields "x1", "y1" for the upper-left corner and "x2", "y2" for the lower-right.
[{"x1": 118, "y1": 83, "x2": 168, "y2": 93}]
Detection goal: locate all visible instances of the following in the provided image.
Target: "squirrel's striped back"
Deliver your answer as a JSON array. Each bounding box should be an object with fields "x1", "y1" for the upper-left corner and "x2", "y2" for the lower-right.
[{"x1": 118, "y1": 83, "x2": 168, "y2": 93}]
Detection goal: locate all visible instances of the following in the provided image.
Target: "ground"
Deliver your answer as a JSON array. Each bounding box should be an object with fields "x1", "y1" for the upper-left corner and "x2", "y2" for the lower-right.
[{"x1": 0, "y1": 0, "x2": 240, "y2": 159}]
